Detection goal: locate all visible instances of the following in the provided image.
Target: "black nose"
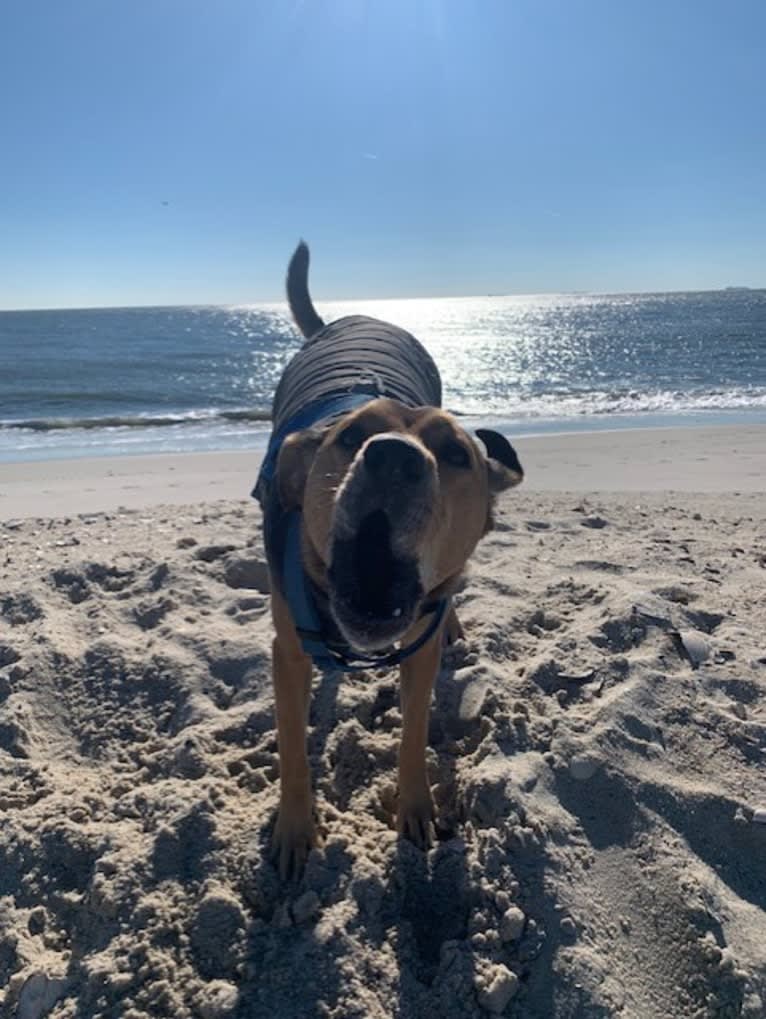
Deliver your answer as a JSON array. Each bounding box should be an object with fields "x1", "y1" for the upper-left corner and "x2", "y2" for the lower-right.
[{"x1": 363, "y1": 436, "x2": 426, "y2": 483}]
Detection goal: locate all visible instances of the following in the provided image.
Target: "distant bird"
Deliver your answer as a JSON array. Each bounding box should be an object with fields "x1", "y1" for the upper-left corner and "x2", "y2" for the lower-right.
[{"x1": 161, "y1": 200, "x2": 169, "y2": 206}]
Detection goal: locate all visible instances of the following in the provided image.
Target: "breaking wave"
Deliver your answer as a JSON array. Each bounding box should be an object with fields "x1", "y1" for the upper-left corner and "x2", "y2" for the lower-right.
[{"x1": 0, "y1": 408, "x2": 272, "y2": 433}]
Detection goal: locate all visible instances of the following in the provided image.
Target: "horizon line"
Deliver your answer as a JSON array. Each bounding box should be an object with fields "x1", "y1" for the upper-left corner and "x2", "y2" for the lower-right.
[{"x1": 0, "y1": 283, "x2": 761, "y2": 315}]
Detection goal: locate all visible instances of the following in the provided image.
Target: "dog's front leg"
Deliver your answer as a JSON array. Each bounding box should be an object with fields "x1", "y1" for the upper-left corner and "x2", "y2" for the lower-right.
[
  {"x1": 270, "y1": 591, "x2": 315, "y2": 878},
  {"x1": 397, "y1": 622, "x2": 443, "y2": 848}
]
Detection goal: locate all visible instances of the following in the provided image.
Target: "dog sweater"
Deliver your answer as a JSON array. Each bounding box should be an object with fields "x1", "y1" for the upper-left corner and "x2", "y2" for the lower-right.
[
  {"x1": 252, "y1": 314, "x2": 446, "y2": 668},
  {"x1": 254, "y1": 314, "x2": 442, "y2": 500}
]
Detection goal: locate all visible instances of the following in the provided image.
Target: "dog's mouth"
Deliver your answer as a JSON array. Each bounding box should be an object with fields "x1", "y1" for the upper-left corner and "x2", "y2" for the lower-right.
[{"x1": 328, "y1": 509, "x2": 423, "y2": 652}]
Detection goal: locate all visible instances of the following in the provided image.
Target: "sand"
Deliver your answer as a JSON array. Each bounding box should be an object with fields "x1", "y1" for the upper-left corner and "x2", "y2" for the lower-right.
[
  {"x1": 2, "y1": 422, "x2": 766, "y2": 522},
  {"x1": 1, "y1": 425, "x2": 765, "y2": 1018}
]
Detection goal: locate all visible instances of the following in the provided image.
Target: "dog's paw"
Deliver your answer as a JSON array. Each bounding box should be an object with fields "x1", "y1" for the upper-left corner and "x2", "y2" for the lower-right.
[
  {"x1": 397, "y1": 794, "x2": 435, "y2": 850},
  {"x1": 270, "y1": 808, "x2": 318, "y2": 880}
]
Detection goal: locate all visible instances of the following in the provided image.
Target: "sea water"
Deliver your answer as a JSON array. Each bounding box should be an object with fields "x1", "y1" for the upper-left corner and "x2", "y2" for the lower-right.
[{"x1": 1, "y1": 289, "x2": 765, "y2": 462}]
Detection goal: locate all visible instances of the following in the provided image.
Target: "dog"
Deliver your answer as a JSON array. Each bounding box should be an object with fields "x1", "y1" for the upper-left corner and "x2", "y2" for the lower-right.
[{"x1": 254, "y1": 242, "x2": 523, "y2": 877}]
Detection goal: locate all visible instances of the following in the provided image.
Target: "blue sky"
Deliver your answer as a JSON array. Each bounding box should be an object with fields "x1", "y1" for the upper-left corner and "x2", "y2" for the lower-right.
[{"x1": 1, "y1": 0, "x2": 764, "y2": 308}]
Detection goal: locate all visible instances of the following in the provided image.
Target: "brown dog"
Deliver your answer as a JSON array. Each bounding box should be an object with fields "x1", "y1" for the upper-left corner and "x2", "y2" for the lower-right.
[{"x1": 255, "y1": 243, "x2": 523, "y2": 877}]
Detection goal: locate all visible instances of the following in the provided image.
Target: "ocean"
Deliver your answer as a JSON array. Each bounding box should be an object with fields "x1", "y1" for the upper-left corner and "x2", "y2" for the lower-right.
[{"x1": 1, "y1": 289, "x2": 765, "y2": 463}]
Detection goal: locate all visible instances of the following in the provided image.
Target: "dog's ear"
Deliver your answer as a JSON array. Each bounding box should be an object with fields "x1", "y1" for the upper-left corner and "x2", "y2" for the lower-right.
[
  {"x1": 276, "y1": 428, "x2": 325, "y2": 509},
  {"x1": 476, "y1": 429, "x2": 524, "y2": 492}
]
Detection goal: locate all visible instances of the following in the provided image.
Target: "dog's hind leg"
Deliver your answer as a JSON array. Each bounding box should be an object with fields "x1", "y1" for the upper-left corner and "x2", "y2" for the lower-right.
[{"x1": 396, "y1": 618, "x2": 445, "y2": 848}]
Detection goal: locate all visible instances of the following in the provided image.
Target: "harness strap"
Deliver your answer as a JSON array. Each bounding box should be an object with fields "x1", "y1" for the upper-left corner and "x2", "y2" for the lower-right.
[
  {"x1": 282, "y1": 511, "x2": 447, "y2": 673},
  {"x1": 252, "y1": 391, "x2": 386, "y2": 503},
  {"x1": 282, "y1": 511, "x2": 341, "y2": 670}
]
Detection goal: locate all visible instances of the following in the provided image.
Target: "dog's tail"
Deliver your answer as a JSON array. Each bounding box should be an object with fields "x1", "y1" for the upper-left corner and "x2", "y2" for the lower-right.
[{"x1": 286, "y1": 241, "x2": 325, "y2": 338}]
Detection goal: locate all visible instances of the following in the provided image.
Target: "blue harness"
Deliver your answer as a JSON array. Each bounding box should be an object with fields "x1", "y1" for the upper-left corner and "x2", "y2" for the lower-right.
[{"x1": 254, "y1": 393, "x2": 448, "y2": 673}]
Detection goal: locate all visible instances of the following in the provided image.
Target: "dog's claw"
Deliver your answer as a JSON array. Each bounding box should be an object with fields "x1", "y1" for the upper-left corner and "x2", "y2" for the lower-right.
[
  {"x1": 271, "y1": 810, "x2": 317, "y2": 880},
  {"x1": 397, "y1": 797, "x2": 435, "y2": 850}
]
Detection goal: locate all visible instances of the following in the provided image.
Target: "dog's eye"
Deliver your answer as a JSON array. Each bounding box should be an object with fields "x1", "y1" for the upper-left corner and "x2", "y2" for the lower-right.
[
  {"x1": 338, "y1": 424, "x2": 364, "y2": 452},
  {"x1": 440, "y1": 440, "x2": 470, "y2": 468}
]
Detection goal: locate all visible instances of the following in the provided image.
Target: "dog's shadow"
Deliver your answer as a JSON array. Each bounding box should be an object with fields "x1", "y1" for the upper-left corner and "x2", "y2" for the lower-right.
[
  {"x1": 238, "y1": 646, "x2": 485, "y2": 1017},
  {"x1": 339, "y1": 646, "x2": 488, "y2": 1013}
]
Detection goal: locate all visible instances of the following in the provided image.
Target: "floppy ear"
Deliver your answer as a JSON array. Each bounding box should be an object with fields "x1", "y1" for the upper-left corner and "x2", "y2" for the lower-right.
[
  {"x1": 275, "y1": 428, "x2": 325, "y2": 509},
  {"x1": 476, "y1": 429, "x2": 524, "y2": 492}
]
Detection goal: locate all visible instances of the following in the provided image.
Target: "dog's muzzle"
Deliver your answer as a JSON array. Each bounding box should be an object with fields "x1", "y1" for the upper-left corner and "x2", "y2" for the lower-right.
[
  {"x1": 328, "y1": 508, "x2": 423, "y2": 650},
  {"x1": 327, "y1": 434, "x2": 435, "y2": 650}
]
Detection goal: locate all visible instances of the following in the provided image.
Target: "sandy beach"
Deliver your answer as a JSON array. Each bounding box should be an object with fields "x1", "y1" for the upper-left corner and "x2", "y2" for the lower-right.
[
  {"x1": 2, "y1": 423, "x2": 766, "y2": 523},
  {"x1": 1, "y1": 424, "x2": 765, "y2": 1017}
]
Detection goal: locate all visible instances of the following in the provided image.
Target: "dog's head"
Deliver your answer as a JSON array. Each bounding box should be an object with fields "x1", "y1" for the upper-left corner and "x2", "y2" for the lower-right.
[{"x1": 276, "y1": 397, "x2": 522, "y2": 652}]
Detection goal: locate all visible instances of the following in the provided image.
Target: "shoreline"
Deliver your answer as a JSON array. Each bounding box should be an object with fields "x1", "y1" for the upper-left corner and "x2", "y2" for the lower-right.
[
  {"x1": 3, "y1": 407, "x2": 766, "y2": 466},
  {"x1": 2, "y1": 422, "x2": 765, "y2": 521}
]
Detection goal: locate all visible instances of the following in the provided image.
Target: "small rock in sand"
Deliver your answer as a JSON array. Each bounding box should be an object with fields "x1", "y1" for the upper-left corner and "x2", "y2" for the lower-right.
[
  {"x1": 17, "y1": 972, "x2": 69, "y2": 1019},
  {"x1": 195, "y1": 543, "x2": 238, "y2": 562},
  {"x1": 223, "y1": 556, "x2": 270, "y2": 592},
  {"x1": 197, "y1": 980, "x2": 239, "y2": 1019},
  {"x1": 675, "y1": 629, "x2": 712, "y2": 669},
  {"x1": 458, "y1": 678, "x2": 489, "y2": 725},
  {"x1": 500, "y1": 905, "x2": 525, "y2": 942},
  {"x1": 581, "y1": 515, "x2": 609, "y2": 529},
  {"x1": 494, "y1": 890, "x2": 511, "y2": 910},
  {"x1": 568, "y1": 755, "x2": 602, "y2": 781},
  {"x1": 477, "y1": 964, "x2": 520, "y2": 1014}
]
